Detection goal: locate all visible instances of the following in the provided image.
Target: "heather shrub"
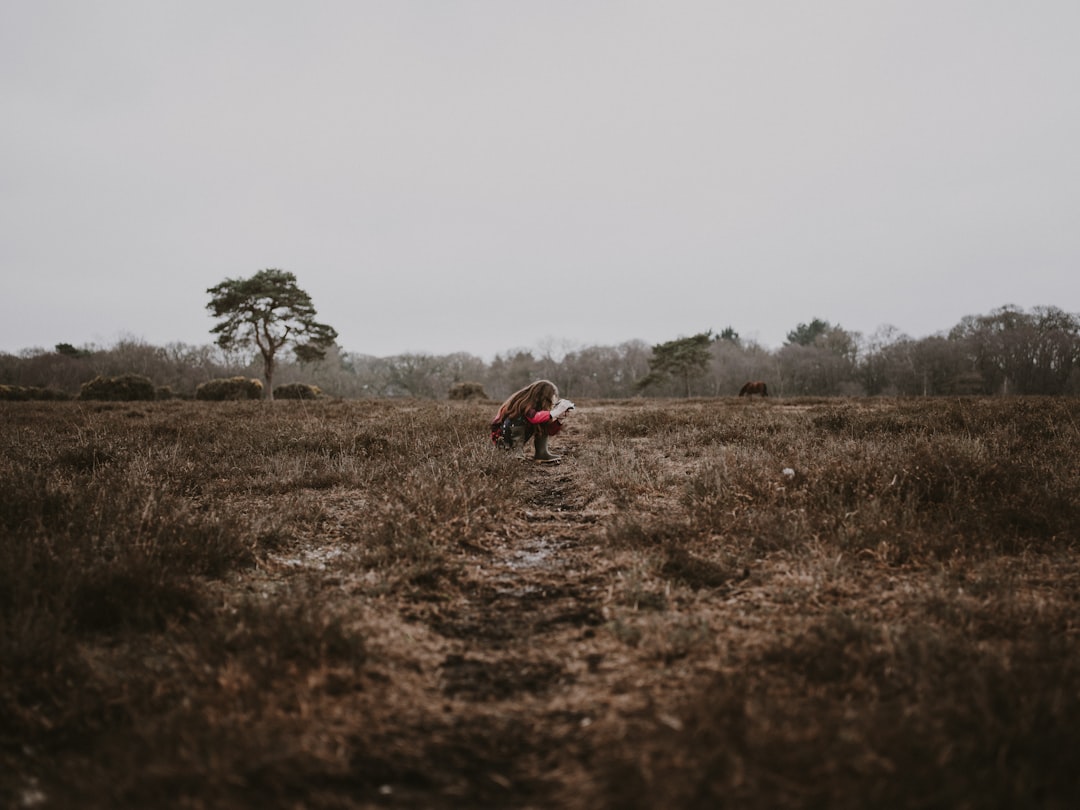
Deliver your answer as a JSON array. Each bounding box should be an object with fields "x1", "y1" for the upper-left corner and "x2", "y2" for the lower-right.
[
  {"x1": 195, "y1": 376, "x2": 264, "y2": 400},
  {"x1": 0, "y1": 384, "x2": 71, "y2": 401},
  {"x1": 448, "y1": 381, "x2": 488, "y2": 400},
  {"x1": 273, "y1": 382, "x2": 322, "y2": 400},
  {"x1": 592, "y1": 613, "x2": 1080, "y2": 810},
  {"x1": 78, "y1": 373, "x2": 156, "y2": 401}
]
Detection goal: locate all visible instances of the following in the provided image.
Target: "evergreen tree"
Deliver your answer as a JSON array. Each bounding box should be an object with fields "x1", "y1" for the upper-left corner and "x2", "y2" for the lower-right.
[
  {"x1": 639, "y1": 331, "x2": 714, "y2": 397},
  {"x1": 206, "y1": 269, "x2": 337, "y2": 400}
]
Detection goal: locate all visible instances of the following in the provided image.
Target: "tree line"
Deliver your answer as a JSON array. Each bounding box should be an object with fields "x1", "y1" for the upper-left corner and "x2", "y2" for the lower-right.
[{"x1": 3, "y1": 304, "x2": 1078, "y2": 400}]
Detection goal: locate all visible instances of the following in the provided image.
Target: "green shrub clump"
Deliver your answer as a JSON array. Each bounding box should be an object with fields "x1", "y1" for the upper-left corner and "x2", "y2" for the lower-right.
[
  {"x1": 195, "y1": 377, "x2": 264, "y2": 401},
  {"x1": 78, "y1": 374, "x2": 156, "y2": 401},
  {"x1": 273, "y1": 382, "x2": 323, "y2": 400}
]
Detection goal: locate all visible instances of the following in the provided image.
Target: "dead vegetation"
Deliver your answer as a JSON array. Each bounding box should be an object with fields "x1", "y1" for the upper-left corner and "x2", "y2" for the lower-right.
[{"x1": 1, "y1": 397, "x2": 1078, "y2": 808}]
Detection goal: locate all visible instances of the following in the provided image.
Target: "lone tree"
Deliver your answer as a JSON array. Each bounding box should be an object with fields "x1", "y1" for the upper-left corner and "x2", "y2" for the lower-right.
[
  {"x1": 638, "y1": 330, "x2": 714, "y2": 397},
  {"x1": 206, "y1": 269, "x2": 338, "y2": 400}
]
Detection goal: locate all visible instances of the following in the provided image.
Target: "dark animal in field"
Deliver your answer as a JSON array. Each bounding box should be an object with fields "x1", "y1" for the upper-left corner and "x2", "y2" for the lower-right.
[{"x1": 739, "y1": 381, "x2": 768, "y2": 397}]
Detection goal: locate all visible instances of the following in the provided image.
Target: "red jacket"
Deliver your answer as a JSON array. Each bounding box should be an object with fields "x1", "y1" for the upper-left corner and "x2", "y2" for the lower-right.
[{"x1": 525, "y1": 409, "x2": 563, "y2": 434}]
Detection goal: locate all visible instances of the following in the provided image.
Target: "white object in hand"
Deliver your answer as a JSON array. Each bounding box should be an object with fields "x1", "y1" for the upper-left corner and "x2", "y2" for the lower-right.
[{"x1": 550, "y1": 399, "x2": 575, "y2": 419}]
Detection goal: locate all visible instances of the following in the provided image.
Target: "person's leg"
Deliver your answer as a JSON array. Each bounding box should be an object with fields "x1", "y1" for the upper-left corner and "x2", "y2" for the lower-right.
[{"x1": 532, "y1": 428, "x2": 560, "y2": 462}]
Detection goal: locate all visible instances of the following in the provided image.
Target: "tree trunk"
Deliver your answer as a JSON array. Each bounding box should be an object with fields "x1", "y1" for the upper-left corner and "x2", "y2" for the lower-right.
[{"x1": 263, "y1": 353, "x2": 275, "y2": 401}]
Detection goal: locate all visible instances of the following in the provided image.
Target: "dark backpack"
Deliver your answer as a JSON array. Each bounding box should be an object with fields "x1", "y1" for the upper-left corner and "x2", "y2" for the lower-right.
[{"x1": 491, "y1": 415, "x2": 528, "y2": 449}]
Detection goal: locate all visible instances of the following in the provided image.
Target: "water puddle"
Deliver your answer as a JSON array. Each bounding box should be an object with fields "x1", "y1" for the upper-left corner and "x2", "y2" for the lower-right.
[
  {"x1": 270, "y1": 545, "x2": 347, "y2": 570},
  {"x1": 505, "y1": 539, "x2": 557, "y2": 571}
]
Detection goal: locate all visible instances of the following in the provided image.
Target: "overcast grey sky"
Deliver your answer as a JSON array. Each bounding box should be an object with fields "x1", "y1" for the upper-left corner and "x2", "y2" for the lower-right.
[{"x1": 3, "y1": 1, "x2": 1077, "y2": 359}]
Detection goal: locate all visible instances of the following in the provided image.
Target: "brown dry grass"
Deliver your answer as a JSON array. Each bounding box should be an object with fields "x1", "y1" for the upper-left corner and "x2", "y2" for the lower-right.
[{"x1": 1, "y1": 397, "x2": 1078, "y2": 808}]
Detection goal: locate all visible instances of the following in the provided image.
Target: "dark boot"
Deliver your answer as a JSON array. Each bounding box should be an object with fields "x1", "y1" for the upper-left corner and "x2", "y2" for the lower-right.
[{"x1": 533, "y1": 430, "x2": 561, "y2": 462}]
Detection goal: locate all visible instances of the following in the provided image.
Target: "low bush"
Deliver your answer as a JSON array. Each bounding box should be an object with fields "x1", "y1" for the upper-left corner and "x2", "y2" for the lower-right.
[
  {"x1": 78, "y1": 374, "x2": 156, "y2": 401},
  {"x1": 195, "y1": 376, "x2": 264, "y2": 401},
  {"x1": 448, "y1": 381, "x2": 488, "y2": 400},
  {"x1": 274, "y1": 382, "x2": 322, "y2": 400},
  {"x1": 155, "y1": 385, "x2": 184, "y2": 400},
  {"x1": 0, "y1": 384, "x2": 71, "y2": 401}
]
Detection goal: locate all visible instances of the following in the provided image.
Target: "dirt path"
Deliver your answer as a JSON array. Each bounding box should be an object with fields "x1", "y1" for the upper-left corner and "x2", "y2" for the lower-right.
[
  {"x1": 242, "y1": 430, "x2": 632, "y2": 807},
  {"x1": 392, "y1": 435, "x2": 619, "y2": 806}
]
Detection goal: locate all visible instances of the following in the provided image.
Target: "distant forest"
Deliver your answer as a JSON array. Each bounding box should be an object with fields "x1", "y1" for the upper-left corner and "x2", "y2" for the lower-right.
[{"x1": 3, "y1": 304, "x2": 1078, "y2": 400}]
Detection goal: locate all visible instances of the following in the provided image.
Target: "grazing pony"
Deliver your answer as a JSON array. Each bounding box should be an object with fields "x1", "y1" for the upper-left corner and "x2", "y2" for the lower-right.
[{"x1": 738, "y1": 381, "x2": 768, "y2": 397}]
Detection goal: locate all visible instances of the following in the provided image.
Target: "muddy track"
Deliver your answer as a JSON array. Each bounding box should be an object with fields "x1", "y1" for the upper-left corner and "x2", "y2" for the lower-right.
[
  {"x1": 422, "y1": 451, "x2": 603, "y2": 798},
  {"x1": 348, "y1": 431, "x2": 628, "y2": 806}
]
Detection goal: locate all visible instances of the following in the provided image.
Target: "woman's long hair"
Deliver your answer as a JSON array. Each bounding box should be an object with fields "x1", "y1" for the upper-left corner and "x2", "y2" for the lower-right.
[{"x1": 495, "y1": 379, "x2": 559, "y2": 422}]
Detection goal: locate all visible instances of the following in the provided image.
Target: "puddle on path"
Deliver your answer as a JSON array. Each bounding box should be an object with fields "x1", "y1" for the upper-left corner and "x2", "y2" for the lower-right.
[
  {"x1": 504, "y1": 538, "x2": 563, "y2": 571},
  {"x1": 270, "y1": 545, "x2": 348, "y2": 570}
]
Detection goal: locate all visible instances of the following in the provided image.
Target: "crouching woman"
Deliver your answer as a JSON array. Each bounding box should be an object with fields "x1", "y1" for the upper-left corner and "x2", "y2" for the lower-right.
[{"x1": 490, "y1": 379, "x2": 573, "y2": 462}]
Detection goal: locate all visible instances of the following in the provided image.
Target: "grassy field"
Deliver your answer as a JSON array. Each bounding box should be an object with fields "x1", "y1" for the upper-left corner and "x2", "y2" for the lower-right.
[{"x1": 2, "y1": 396, "x2": 1078, "y2": 809}]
